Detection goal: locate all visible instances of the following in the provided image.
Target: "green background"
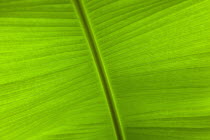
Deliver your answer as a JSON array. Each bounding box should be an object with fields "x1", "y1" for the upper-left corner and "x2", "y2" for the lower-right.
[{"x1": 0, "y1": 0, "x2": 209, "y2": 139}]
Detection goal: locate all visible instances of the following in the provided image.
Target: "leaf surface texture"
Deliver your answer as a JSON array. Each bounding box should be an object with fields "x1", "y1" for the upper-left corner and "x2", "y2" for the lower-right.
[{"x1": 0, "y1": 0, "x2": 209, "y2": 140}]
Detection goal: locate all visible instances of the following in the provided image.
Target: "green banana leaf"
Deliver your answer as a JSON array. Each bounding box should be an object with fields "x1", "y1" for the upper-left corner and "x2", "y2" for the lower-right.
[{"x1": 0, "y1": 0, "x2": 209, "y2": 139}]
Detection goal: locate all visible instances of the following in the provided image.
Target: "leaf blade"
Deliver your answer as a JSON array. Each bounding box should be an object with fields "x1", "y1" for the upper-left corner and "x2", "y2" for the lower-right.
[
  {"x1": 82, "y1": 0, "x2": 210, "y2": 139},
  {"x1": 0, "y1": 0, "x2": 116, "y2": 139}
]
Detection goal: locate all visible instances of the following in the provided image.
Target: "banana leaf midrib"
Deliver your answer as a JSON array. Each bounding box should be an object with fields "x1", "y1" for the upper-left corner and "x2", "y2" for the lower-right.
[{"x1": 72, "y1": 0, "x2": 125, "y2": 140}]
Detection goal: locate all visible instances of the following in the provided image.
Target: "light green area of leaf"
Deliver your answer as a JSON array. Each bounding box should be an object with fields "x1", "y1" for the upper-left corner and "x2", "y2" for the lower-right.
[
  {"x1": 0, "y1": 0, "x2": 209, "y2": 140},
  {"x1": 0, "y1": 0, "x2": 116, "y2": 139},
  {"x1": 83, "y1": 0, "x2": 210, "y2": 139}
]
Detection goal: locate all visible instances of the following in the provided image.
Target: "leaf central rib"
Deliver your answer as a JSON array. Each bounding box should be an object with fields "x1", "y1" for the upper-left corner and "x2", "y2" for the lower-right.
[{"x1": 72, "y1": 0, "x2": 125, "y2": 140}]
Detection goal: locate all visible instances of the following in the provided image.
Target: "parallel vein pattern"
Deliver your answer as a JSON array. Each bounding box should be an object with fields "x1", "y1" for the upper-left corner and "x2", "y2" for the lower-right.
[
  {"x1": 0, "y1": 0, "x2": 116, "y2": 139},
  {"x1": 0, "y1": 0, "x2": 209, "y2": 140},
  {"x1": 83, "y1": 0, "x2": 210, "y2": 139}
]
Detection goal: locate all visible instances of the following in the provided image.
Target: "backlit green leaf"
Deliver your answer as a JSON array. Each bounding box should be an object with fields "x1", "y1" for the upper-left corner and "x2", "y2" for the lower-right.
[{"x1": 0, "y1": 0, "x2": 209, "y2": 140}]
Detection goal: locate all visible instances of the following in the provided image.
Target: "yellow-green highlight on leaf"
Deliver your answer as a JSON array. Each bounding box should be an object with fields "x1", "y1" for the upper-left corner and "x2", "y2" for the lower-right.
[{"x1": 0, "y1": 0, "x2": 209, "y2": 140}]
